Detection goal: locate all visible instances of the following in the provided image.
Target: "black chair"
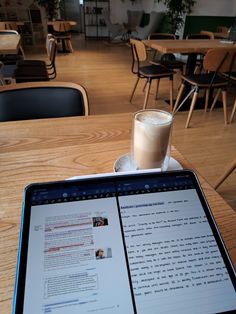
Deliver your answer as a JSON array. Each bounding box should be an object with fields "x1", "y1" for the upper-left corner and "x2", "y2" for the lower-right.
[
  {"x1": 16, "y1": 34, "x2": 55, "y2": 69},
  {"x1": 0, "y1": 82, "x2": 89, "y2": 122},
  {"x1": 173, "y1": 48, "x2": 236, "y2": 128},
  {"x1": 210, "y1": 72, "x2": 236, "y2": 123},
  {"x1": 148, "y1": 33, "x2": 185, "y2": 72},
  {"x1": 14, "y1": 38, "x2": 57, "y2": 83},
  {"x1": 130, "y1": 39, "x2": 174, "y2": 110},
  {"x1": 185, "y1": 33, "x2": 212, "y2": 74}
]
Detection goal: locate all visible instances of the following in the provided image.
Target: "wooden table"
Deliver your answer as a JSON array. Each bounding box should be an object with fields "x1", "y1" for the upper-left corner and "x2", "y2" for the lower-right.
[
  {"x1": 0, "y1": 34, "x2": 21, "y2": 54},
  {"x1": 0, "y1": 21, "x2": 24, "y2": 31},
  {"x1": 47, "y1": 20, "x2": 77, "y2": 27},
  {"x1": 143, "y1": 39, "x2": 236, "y2": 110},
  {"x1": 143, "y1": 39, "x2": 236, "y2": 54},
  {"x1": 0, "y1": 113, "x2": 235, "y2": 313}
]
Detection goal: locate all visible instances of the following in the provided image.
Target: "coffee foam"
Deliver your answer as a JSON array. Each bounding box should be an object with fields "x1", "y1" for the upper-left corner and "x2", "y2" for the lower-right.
[{"x1": 136, "y1": 110, "x2": 172, "y2": 125}]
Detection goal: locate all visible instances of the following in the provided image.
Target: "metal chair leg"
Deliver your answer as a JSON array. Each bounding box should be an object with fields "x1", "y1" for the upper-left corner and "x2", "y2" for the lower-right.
[
  {"x1": 130, "y1": 77, "x2": 140, "y2": 103},
  {"x1": 143, "y1": 79, "x2": 152, "y2": 110},
  {"x1": 143, "y1": 80, "x2": 147, "y2": 92},
  {"x1": 155, "y1": 79, "x2": 160, "y2": 100},
  {"x1": 185, "y1": 90, "x2": 199, "y2": 128},
  {"x1": 169, "y1": 78, "x2": 173, "y2": 112},
  {"x1": 210, "y1": 88, "x2": 221, "y2": 111}
]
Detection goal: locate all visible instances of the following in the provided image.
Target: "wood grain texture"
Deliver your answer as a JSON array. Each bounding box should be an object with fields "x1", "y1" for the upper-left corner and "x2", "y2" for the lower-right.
[
  {"x1": 0, "y1": 113, "x2": 236, "y2": 313},
  {"x1": 143, "y1": 39, "x2": 236, "y2": 54},
  {"x1": 0, "y1": 36, "x2": 236, "y2": 313},
  {"x1": 0, "y1": 34, "x2": 21, "y2": 54}
]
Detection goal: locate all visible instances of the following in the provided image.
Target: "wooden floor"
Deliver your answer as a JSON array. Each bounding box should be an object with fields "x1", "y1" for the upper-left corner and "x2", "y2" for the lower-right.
[{"x1": 25, "y1": 34, "x2": 236, "y2": 211}]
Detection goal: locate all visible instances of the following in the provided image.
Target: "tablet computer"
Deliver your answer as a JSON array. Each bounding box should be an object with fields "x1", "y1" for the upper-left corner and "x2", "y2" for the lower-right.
[{"x1": 13, "y1": 170, "x2": 236, "y2": 314}]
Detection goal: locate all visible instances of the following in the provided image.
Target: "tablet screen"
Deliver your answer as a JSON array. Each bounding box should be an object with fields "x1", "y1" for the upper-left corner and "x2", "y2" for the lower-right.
[
  {"x1": 116, "y1": 174, "x2": 236, "y2": 313},
  {"x1": 15, "y1": 171, "x2": 236, "y2": 314},
  {"x1": 23, "y1": 182, "x2": 136, "y2": 314}
]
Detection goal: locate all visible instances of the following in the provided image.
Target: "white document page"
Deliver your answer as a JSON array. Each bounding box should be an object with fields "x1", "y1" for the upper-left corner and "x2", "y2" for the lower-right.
[
  {"x1": 24, "y1": 197, "x2": 135, "y2": 314},
  {"x1": 119, "y1": 189, "x2": 236, "y2": 314}
]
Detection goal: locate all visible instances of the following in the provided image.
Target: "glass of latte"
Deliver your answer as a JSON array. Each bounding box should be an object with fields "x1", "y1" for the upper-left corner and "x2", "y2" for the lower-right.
[{"x1": 132, "y1": 109, "x2": 173, "y2": 170}]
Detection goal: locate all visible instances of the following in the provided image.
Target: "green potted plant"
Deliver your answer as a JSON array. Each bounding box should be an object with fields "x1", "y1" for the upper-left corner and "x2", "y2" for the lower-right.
[{"x1": 157, "y1": 0, "x2": 196, "y2": 34}]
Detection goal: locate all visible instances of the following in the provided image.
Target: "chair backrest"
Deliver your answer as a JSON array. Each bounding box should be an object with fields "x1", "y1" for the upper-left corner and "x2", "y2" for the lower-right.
[
  {"x1": 0, "y1": 29, "x2": 19, "y2": 35},
  {"x1": 53, "y1": 22, "x2": 71, "y2": 33},
  {"x1": 148, "y1": 33, "x2": 176, "y2": 40},
  {"x1": 47, "y1": 38, "x2": 57, "y2": 78},
  {"x1": 130, "y1": 38, "x2": 147, "y2": 62},
  {"x1": 203, "y1": 48, "x2": 236, "y2": 73},
  {"x1": 217, "y1": 26, "x2": 229, "y2": 33},
  {"x1": 46, "y1": 34, "x2": 56, "y2": 57},
  {"x1": 200, "y1": 30, "x2": 214, "y2": 39},
  {"x1": 5, "y1": 22, "x2": 18, "y2": 31},
  {"x1": 0, "y1": 82, "x2": 89, "y2": 122},
  {"x1": 186, "y1": 33, "x2": 212, "y2": 39},
  {"x1": 0, "y1": 22, "x2": 18, "y2": 31}
]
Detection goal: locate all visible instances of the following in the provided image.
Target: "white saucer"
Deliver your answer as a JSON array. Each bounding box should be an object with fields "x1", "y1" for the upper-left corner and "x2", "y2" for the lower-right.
[{"x1": 113, "y1": 153, "x2": 183, "y2": 172}]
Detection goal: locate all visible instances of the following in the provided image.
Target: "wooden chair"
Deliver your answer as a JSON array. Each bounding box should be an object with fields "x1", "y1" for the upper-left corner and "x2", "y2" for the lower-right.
[
  {"x1": 130, "y1": 39, "x2": 174, "y2": 110},
  {"x1": 217, "y1": 26, "x2": 229, "y2": 33},
  {"x1": 0, "y1": 22, "x2": 18, "y2": 31},
  {"x1": 185, "y1": 33, "x2": 212, "y2": 74},
  {"x1": 214, "y1": 158, "x2": 236, "y2": 189},
  {"x1": 0, "y1": 82, "x2": 89, "y2": 122},
  {"x1": 173, "y1": 48, "x2": 236, "y2": 128},
  {"x1": 210, "y1": 61, "x2": 236, "y2": 123},
  {"x1": 52, "y1": 22, "x2": 73, "y2": 53},
  {"x1": 148, "y1": 33, "x2": 185, "y2": 72},
  {"x1": 200, "y1": 30, "x2": 215, "y2": 39},
  {"x1": 16, "y1": 34, "x2": 55, "y2": 69},
  {"x1": 14, "y1": 38, "x2": 57, "y2": 83}
]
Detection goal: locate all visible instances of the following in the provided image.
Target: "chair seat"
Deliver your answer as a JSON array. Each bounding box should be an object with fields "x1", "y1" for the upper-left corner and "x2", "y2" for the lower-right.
[
  {"x1": 15, "y1": 65, "x2": 48, "y2": 77},
  {"x1": 140, "y1": 64, "x2": 173, "y2": 78},
  {"x1": 17, "y1": 60, "x2": 46, "y2": 67},
  {"x1": 182, "y1": 73, "x2": 228, "y2": 87},
  {"x1": 158, "y1": 59, "x2": 184, "y2": 70},
  {"x1": 15, "y1": 65, "x2": 49, "y2": 82},
  {"x1": 53, "y1": 32, "x2": 71, "y2": 39},
  {"x1": 0, "y1": 54, "x2": 23, "y2": 65}
]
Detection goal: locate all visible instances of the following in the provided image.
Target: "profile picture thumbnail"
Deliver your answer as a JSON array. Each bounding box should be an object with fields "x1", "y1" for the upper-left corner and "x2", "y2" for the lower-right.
[
  {"x1": 93, "y1": 216, "x2": 108, "y2": 227},
  {"x1": 95, "y1": 248, "x2": 112, "y2": 260}
]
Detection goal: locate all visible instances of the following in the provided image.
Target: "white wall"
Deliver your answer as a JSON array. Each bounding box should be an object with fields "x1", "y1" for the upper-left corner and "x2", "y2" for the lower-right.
[
  {"x1": 190, "y1": 0, "x2": 235, "y2": 16},
  {"x1": 110, "y1": 0, "x2": 235, "y2": 25}
]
